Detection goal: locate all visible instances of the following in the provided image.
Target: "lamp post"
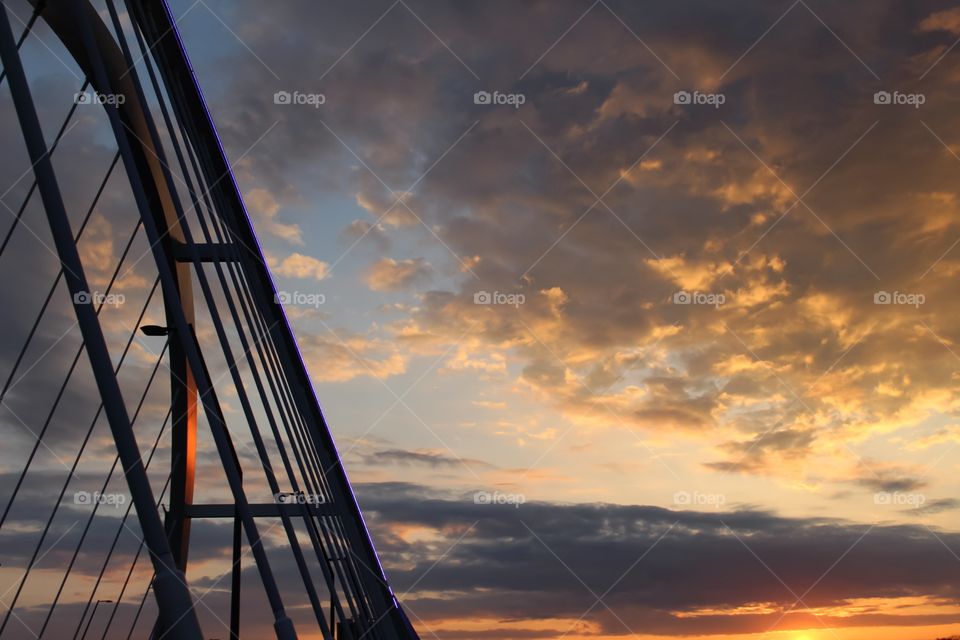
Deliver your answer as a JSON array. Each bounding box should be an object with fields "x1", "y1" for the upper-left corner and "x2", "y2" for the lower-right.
[{"x1": 79, "y1": 599, "x2": 112, "y2": 640}]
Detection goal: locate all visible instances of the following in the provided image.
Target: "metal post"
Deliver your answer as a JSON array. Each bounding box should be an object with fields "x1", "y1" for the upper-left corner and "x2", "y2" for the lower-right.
[
  {"x1": 230, "y1": 512, "x2": 242, "y2": 640},
  {"x1": 80, "y1": 600, "x2": 112, "y2": 640}
]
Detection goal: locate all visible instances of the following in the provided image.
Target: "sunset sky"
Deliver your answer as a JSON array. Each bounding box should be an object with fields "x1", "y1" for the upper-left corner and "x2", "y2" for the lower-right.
[{"x1": 4, "y1": 0, "x2": 960, "y2": 639}]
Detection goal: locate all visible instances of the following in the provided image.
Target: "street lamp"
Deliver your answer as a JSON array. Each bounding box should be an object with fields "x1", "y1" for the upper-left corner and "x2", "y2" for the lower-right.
[
  {"x1": 78, "y1": 599, "x2": 112, "y2": 640},
  {"x1": 140, "y1": 324, "x2": 171, "y2": 336}
]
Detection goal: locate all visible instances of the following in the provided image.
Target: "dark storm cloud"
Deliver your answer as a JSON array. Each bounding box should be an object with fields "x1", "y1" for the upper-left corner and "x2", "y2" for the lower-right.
[
  {"x1": 362, "y1": 448, "x2": 494, "y2": 469},
  {"x1": 854, "y1": 466, "x2": 929, "y2": 494},
  {"x1": 353, "y1": 482, "x2": 960, "y2": 636},
  {"x1": 916, "y1": 498, "x2": 960, "y2": 516},
  {"x1": 4, "y1": 474, "x2": 960, "y2": 639}
]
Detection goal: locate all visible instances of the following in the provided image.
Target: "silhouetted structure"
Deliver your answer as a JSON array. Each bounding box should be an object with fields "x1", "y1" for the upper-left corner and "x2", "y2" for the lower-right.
[{"x1": 0, "y1": 1, "x2": 419, "y2": 638}]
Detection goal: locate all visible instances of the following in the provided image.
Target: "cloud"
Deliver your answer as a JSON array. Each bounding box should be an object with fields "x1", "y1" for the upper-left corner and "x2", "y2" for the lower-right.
[
  {"x1": 364, "y1": 257, "x2": 432, "y2": 291},
  {"x1": 707, "y1": 428, "x2": 817, "y2": 474},
  {"x1": 852, "y1": 461, "x2": 929, "y2": 494},
  {"x1": 354, "y1": 482, "x2": 960, "y2": 637},
  {"x1": 903, "y1": 425, "x2": 960, "y2": 451},
  {"x1": 919, "y1": 7, "x2": 960, "y2": 35},
  {"x1": 299, "y1": 327, "x2": 407, "y2": 382},
  {"x1": 472, "y1": 399, "x2": 507, "y2": 410},
  {"x1": 916, "y1": 498, "x2": 960, "y2": 516},
  {"x1": 9, "y1": 0, "x2": 960, "y2": 636},
  {"x1": 272, "y1": 252, "x2": 330, "y2": 280},
  {"x1": 362, "y1": 448, "x2": 493, "y2": 469},
  {"x1": 340, "y1": 219, "x2": 391, "y2": 252},
  {"x1": 245, "y1": 187, "x2": 304, "y2": 244}
]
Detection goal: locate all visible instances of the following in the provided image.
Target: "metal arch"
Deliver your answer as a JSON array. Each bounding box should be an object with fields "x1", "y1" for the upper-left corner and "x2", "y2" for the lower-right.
[
  {"x1": 129, "y1": 2, "x2": 420, "y2": 637},
  {"x1": 7, "y1": 0, "x2": 422, "y2": 637},
  {"x1": 0, "y1": 1, "x2": 203, "y2": 638},
  {"x1": 25, "y1": 0, "x2": 201, "y2": 577}
]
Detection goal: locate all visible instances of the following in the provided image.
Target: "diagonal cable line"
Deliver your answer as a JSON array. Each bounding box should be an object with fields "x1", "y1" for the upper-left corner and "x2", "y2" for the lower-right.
[
  {"x1": 3, "y1": 5, "x2": 81, "y2": 80},
  {"x1": 117, "y1": 0, "x2": 203, "y2": 79},
  {"x1": 343, "y1": 522, "x2": 479, "y2": 640},
  {"x1": 0, "y1": 519, "x2": 81, "y2": 638},
  {"x1": 113, "y1": 119, "x2": 280, "y2": 283},
  {"x1": 1, "y1": 151, "x2": 122, "y2": 403},
  {"x1": 0, "y1": 0, "x2": 47, "y2": 87},
  {"x1": 142, "y1": 516, "x2": 289, "y2": 640}
]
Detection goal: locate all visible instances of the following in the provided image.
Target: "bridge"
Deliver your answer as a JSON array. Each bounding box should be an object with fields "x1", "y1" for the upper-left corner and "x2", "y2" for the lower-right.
[{"x1": 0, "y1": 1, "x2": 420, "y2": 638}]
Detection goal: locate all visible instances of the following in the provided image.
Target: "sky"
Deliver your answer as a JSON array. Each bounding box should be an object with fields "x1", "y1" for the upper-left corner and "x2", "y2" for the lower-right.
[{"x1": 4, "y1": 0, "x2": 960, "y2": 639}]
